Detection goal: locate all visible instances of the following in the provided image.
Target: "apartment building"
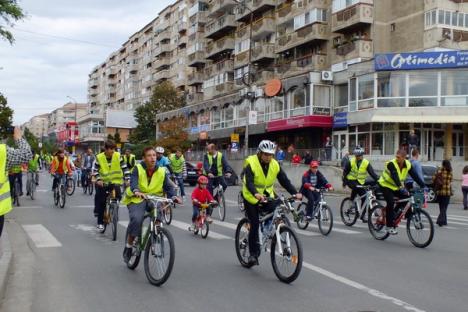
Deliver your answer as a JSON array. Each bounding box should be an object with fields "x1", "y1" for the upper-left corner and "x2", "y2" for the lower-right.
[
  {"x1": 47, "y1": 103, "x2": 87, "y2": 136},
  {"x1": 21, "y1": 113, "x2": 49, "y2": 139},
  {"x1": 89, "y1": 0, "x2": 468, "y2": 161}
]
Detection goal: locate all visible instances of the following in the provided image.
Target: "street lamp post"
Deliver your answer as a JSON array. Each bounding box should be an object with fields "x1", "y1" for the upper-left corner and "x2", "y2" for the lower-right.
[{"x1": 66, "y1": 95, "x2": 78, "y2": 154}]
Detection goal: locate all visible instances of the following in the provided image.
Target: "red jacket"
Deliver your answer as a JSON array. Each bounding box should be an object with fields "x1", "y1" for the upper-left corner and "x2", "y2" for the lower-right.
[
  {"x1": 292, "y1": 155, "x2": 302, "y2": 164},
  {"x1": 191, "y1": 187, "x2": 214, "y2": 206}
]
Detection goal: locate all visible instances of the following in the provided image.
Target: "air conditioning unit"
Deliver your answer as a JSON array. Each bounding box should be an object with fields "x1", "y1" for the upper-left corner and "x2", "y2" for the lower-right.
[{"x1": 321, "y1": 71, "x2": 333, "y2": 81}]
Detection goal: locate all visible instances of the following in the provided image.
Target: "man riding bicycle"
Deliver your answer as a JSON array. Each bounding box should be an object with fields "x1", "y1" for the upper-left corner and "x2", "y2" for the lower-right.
[
  {"x1": 155, "y1": 146, "x2": 172, "y2": 173},
  {"x1": 378, "y1": 149, "x2": 426, "y2": 235},
  {"x1": 50, "y1": 148, "x2": 73, "y2": 191},
  {"x1": 342, "y1": 146, "x2": 379, "y2": 221},
  {"x1": 122, "y1": 147, "x2": 180, "y2": 263},
  {"x1": 81, "y1": 148, "x2": 95, "y2": 187},
  {"x1": 203, "y1": 144, "x2": 232, "y2": 196},
  {"x1": 242, "y1": 140, "x2": 302, "y2": 265},
  {"x1": 123, "y1": 148, "x2": 136, "y2": 172},
  {"x1": 9, "y1": 164, "x2": 23, "y2": 197},
  {"x1": 169, "y1": 147, "x2": 187, "y2": 199},
  {"x1": 93, "y1": 140, "x2": 130, "y2": 230},
  {"x1": 26, "y1": 151, "x2": 40, "y2": 196}
]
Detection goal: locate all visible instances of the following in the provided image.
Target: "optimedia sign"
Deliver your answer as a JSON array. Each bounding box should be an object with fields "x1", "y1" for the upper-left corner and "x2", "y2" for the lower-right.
[{"x1": 374, "y1": 51, "x2": 468, "y2": 71}]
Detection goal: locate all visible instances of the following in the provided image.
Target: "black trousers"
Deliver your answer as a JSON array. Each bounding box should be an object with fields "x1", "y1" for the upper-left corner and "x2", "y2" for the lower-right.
[
  {"x1": 0, "y1": 215, "x2": 4, "y2": 237},
  {"x1": 437, "y1": 195, "x2": 450, "y2": 226},
  {"x1": 380, "y1": 186, "x2": 409, "y2": 227},
  {"x1": 9, "y1": 173, "x2": 23, "y2": 196},
  {"x1": 244, "y1": 199, "x2": 275, "y2": 258},
  {"x1": 94, "y1": 184, "x2": 122, "y2": 225},
  {"x1": 301, "y1": 189, "x2": 320, "y2": 217},
  {"x1": 208, "y1": 176, "x2": 227, "y2": 196},
  {"x1": 346, "y1": 180, "x2": 366, "y2": 203}
]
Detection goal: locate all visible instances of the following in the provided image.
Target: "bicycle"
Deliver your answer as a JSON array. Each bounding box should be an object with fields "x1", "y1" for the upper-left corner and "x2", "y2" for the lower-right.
[
  {"x1": 125, "y1": 196, "x2": 175, "y2": 286},
  {"x1": 211, "y1": 176, "x2": 227, "y2": 221},
  {"x1": 169, "y1": 174, "x2": 182, "y2": 198},
  {"x1": 66, "y1": 175, "x2": 75, "y2": 196},
  {"x1": 238, "y1": 191, "x2": 245, "y2": 212},
  {"x1": 82, "y1": 169, "x2": 94, "y2": 195},
  {"x1": 99, "y1": 183, "x2": 120, "y2": 241},
  {"x1": 188, "y1": 202, "x2": 218, "y2": 239},
  {"x1": 10, "y1": 175, "x2": 21, "y2": 207},
  {"x1": 160, "y1": 198, "x2": 174, "y2": 225},
  {"x1": 291, "y1": 188, "x2": 334, "y2": 236},
  {"x1": 235, "y1": 195, "x2": 303, "y2": 284},
  {"x1": 26, "y1": 171, "x2": 37, "y2": 200},
  {"x1": 368, "y1": 189, "x2": 434, "y2": 248},
  {"x1": 53, "y1": 175, "x2": 66, "y2": 208},
  {"x1": 340, "y1": 184, "x2": 381, "y2": 226}
]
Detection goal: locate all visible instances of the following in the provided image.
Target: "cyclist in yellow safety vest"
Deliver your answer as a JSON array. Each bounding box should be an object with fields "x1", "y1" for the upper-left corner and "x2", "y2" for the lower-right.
[
  {"x1": 93, "y1": 140, "x2": 130, "y2": 230},
  {"x1": 9, "y1": 164, "x2": 23, "y2": 198},
  {"x1": 378, "y1": 149, "x2": 426, "y2": 235},
  {"x1": 241, "y1": 140, "x2": 302, "y2": 266},
  {"x1": 50, "y1": 148, "x2": 73, "y2": 191},
  {"x1": 342, "y1": 146, "x2": 379, "y2": 221},
  {"x1": 27, "y1": 152, "x2": 40, "y2": 196},
  {"x1": 123, "y1": 149, "x2": 136, "y2": 172},
  {"x1": 0, "y1": 127, "x2": 33, "y2": 237},
  {"x1": 169, "y1": 147, "x2": 187, "y2": 198},
  {"x1": 121, "y1": 147, "x2": 180, "y2": 263},
  {"x1": 203, "y1": 144, "x2": 233, "y2": 196}
]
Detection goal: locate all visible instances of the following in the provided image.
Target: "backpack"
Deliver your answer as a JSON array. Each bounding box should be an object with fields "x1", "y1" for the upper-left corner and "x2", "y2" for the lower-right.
[{"x1": 433, "y1": 170, "x2": 444, "y2": 191}]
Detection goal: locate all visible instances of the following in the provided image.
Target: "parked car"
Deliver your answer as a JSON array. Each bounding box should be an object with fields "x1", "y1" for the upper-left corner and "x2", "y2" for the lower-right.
[{"x1": 183, "y1": 162, "x2": 239, "y2": 186}]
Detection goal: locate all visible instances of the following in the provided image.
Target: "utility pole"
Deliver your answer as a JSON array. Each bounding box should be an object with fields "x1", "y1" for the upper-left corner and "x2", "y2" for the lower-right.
[{"x1": 67, "y1": 95, "x2": 78, "y2": 154}]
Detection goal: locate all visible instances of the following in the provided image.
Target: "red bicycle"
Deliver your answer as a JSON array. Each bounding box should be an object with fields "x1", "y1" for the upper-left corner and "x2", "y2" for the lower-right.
[
  {"x1": 188, "y1": 202, "x2": 217, "y2": 239},
  {"x1": 368, "y1": 189, "x2": 434, "y2": 248}
]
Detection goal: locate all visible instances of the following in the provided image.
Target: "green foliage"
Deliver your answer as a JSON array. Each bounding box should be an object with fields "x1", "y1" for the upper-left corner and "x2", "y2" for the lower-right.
[
  {"x1": 107, "y1": 134, "x2": 114, "y2": 141},
  {"x1": 113, "y1": 132, "x2": 121, "y2": 144},
  {"x1": 23, "y1": 127, "x2": 39, "y2": 152},
  {"x1": 130, "y1": 81, "x2": 185, "y2": 143},
  {"x1": 0, "y1": 0, "x2": 26, "y2": 44},
  {"x1": 155, "y1": 117, "x2": 190, "y2": 153},
  {"x1": 0, "y1": 93, "x2": 13, "y2": 139}
]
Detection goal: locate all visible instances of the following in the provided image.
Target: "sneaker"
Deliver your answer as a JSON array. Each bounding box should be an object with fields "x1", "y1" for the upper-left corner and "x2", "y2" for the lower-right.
[
  {"x1": 305, "y1": 215, "x2": 313, "y2": 221},
  {"x1": 386, "y1": 227, "x2": 398, "y2": 235},
  {"x1": 97, "y1": 224, "x2": 104, "y2": 230},
  {"x1": 26, "y1": 192, "x2": 30, "y2": 196},
  {"x1": 248, "y1": 256, "x2": 259, "y2": 266},
  {"x1": 123, "y1": 247, "x2": 133, "y2": 263},
  {"x1": 206, "y1": 216, "x2": 213, "y2": 224},
  {"x1": 190, "y1": 223, "x2": 196, "y2": 231}
]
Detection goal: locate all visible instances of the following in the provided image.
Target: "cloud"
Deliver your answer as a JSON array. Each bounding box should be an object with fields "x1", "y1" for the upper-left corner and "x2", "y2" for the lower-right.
[{"x1": 0, "y1": 0, "x2": 173, "y2": 124}]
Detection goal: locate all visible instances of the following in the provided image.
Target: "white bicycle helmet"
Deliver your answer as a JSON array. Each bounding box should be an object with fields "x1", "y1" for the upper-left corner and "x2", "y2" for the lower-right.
[
  {"x1": 155, "y1": 146, "x2": 165, "y2": 154},
  {"x1": 353, "y1": 146, "x2": 364, "y2": 156},
  {"x1": 258, "y1": 140, "x2": 276, "y2": 154}
]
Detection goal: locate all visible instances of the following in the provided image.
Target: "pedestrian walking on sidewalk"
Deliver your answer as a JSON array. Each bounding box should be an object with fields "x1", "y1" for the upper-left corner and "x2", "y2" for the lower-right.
[
  {"x1": 433, "y1": 160, "x2": 453, "y2": 227},
  {"x1": 462, "y1": 165, "x2": 468, "y2": 210}
]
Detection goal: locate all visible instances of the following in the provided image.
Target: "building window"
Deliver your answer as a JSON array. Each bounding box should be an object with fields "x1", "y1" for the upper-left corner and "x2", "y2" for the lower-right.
[
  {"x1": 236, "y1": 100, "x2": 248, "y2": 126},
  {"x1": 334, "y1": 84, "x2": 348, "y2": 112},
  {"x1": 377, "y1": 72, "x2": 406, "y2": 107},
  {"x1": 290, "y1": 88, "x2": 306, "y2": 117},
  {"x1": 293, "y1": 8, "x2": 327, "y2": 30},
  {"x1": 441, "y1": 71, "x2": 468, "y2": 106},
  {"x1": 409, "y1": 72, "x2": 437, "y2": 107},
  {"x1": 223, "y1": 106, "x2": 234, "y2": 128},
  {"x1": 332, "y1": 0, "x2": 358, "y2": 13},
  {"x1": 267, "y1": 97, "x2": 284, "y2": 120},
  {"x1": 313, "y1": 85, "x2": 331, "y2": 115},
  {"x1": 211, "y1": 109, "x2": 221, "y2": 130},
  {"x1": 349, "y1": 78, "x2": 357, "y2": 111},
  {"x1": 358, "y1": 74, "x2": 374, "y2": 110},
  {"x1": 254, "y1": 98, "x2": 266, "y2": 123}
]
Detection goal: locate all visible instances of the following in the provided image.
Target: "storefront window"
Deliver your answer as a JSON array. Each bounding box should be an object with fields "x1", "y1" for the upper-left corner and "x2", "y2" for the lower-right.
[
  {"x1": 372, "y1": 132, "x2": 383, "y2": 155},
  {"x1": 349, "y1": 78, "x2": 357, "y2": 111},
  {"x1": 313, "y1": 85, "x2": 331, "y2": 115},
  {"x1": 237, "y1": 100, "x2": 248, "y2": 126},
  {"x1": 189, "y1": 113, "x2": 197, "y2": 128},
  {"x1": 268, "y1": 97, "x2": 284, "y2": 120},
  {"x1": 211, "y1": 109, "x2": 221, "y2": 130},
  {"x1": 357, "y1": 133, "x2": 370, "y2": 154},
  {"x1": 409, "y1": 72, "x2": 437, "y2": 107},
  {"x1": 223, "y1": 106, "x2": 234, "y2": 128},
  {"x1": 384, "y1": 132, "x2": 395, "y2": 155},
  {"x1": 377, "y1": 72, "x2": 406, "y2": 108},
  {"x1": 441, "y1": 71, "x2": 468, "y2": 106},
  {"x1": 254, "y1": 98, "x2": 266, "y2": 123},
  {"x1": 349, "y1": 132, "x2": 357, "y2": 151},
  {"x1": 334, "y1": 83, "x2": 348, "y2": 113},
  {"x1": 291, "y1": 87, "x2": 306, "y2": 117},
  {"x1": 358, "y1": 74, "x2": 374, "y2": 110},
  {"x1": 199, "y1": 110, "x2": 210, "y2": 125}
]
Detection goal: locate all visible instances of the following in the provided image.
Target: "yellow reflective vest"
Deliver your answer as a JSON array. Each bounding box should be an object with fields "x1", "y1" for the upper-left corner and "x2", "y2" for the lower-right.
[
  {"x1": 346, "y1": 157, "x2": 369, "y2": 185},
  {"x1": 96, "y1": 152, "x2": 123, "y2": 184},
  {"x1": 204, "y1": 152, "x2": 223, "y2": 176},
  {"x1": 0, "y1": 144, "x2": 12, "y2": 216},
  {"x1": 378, "y1": 159, "x2": 412, "y2": 191},
  {"x1": 242, "y1": 155, "x2": 280, "y2": 205},
  {"x1": 122, "y1": 164, "x2": 165, "y2": 205}
]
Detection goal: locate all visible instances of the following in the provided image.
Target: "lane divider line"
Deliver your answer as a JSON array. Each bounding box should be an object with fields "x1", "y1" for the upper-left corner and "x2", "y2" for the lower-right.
[{"x1": 22, "y1": 224, "x2": 62, "y2": 248}]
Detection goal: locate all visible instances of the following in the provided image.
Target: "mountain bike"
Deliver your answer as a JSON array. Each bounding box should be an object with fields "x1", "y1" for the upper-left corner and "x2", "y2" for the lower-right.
[
  {"x1": 82, "y1": 169, "x2": 93, "y2": 195},
  {"x1": 10, "y1": 175, "x2": 21, "y2": 207},
  {"x1": 169, "y1": 174, "x2": 181, "y2": 198},
  {"x1": 238, "y1": 191, "x2": 245, "y2": 212},
  {"x1": 26, "y1": 171, "x2": 37, "y2": 200},
  {"x1": 211, "y1": 177, "x2": 226, "y2": 221},
  {"x1": 368, "y1": 189, "x2": 434, "y2": 248},
  {"x1": 160, "y1": 198, "x2": 174, "y2": 225},
  {"x1": 53, "y1": 174, "x2": 66, "y2": 208},
  {"x1": 125, "y1": 196, "x2": 175, "y2": 286},
  {"x1": 235, "y1": 195, "x2": 303, "y2": 284},
  {"x1": 188, "y1": 202, "x2": 218, "y2": 239},
  {"x1": 66, "y1": 175, "x2": 75, "y2": 196},
  {"x1": 340, "y1": 185, "x2": 381, "y2": 226},
  {"x1": 291, "y1": 188, "x2": 333, "y2": 236},
  {"x1": 99, "y1": 183, "x2": 119, "y2": 241}
]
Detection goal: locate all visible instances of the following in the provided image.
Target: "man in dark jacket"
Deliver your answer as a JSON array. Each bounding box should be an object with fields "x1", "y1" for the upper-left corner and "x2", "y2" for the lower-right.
[{"x1": 300, "y1": 161, "x2": 333, "y2": 221}]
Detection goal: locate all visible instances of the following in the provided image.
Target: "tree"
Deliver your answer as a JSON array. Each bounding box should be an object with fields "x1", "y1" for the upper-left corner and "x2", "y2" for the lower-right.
[
  {"x1": 130, "y1": 81, "x2": 185, "y2": 143},
  {"x1": 107, "y1": 134, "x2": 114, "y2": 142},
  {"x1": 113, "y1": 132, "x2": 121, "y2": 144},
  {"x1": 0, "y1": 93, "x2": 13, "y2": 139},
  {"x1": 23, "y1": 127, "x2": 39, "y2": 152},
  {"x1": 0, "y1": 0, "x2": 26, "y2": 44},
  {"x1": 155, "y1": 117, "x2": 190, "y2": 153}
]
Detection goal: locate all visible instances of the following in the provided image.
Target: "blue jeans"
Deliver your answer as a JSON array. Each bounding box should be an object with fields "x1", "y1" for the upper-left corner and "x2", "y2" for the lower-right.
[
  {"x1": 52, "y1": 174, "x2": 66, "y2": 190},
  {"x1": 302, "y1": 189, "x2": 320, "y2": 217},
  {"x1": 174, "y1": 173, "x2": 185, "y2": 196}
]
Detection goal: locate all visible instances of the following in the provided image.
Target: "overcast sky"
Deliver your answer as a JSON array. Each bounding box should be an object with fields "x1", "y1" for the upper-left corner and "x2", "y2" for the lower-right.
[{"x1": 0, "y1": 0, "x2": 172, "y2": 124}]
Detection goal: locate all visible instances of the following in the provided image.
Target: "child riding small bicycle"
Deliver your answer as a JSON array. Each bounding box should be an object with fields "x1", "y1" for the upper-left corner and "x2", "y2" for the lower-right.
[
  {"x1": 191, "y1": 175, "x2": 217, "y2": 228},
  {"x1": 300, "y1": 161, "x2": 333, "y2": 221}
]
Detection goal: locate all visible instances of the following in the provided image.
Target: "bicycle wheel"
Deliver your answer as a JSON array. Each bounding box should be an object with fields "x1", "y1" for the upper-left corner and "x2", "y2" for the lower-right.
[
  {"x1": 368, "y1": 204, "x2": 389, "y2": 240},
  {"x1": 144, "y1": 227, "x2": 175, "y2": 286},
  {"x1": 317, "y1": 205, "x2": 333, "y2": 236},
  {"x1": 14, "y1": 181, "x2": 21, "y2": 207},
  {"x1": 238, "y1": 191, "x2": 245, "y2": 212},
  {"x1": 125, "y1": 229, "x2": 141, "y2": 270},
  {"x1": 82, "y1": 179, "x2": 87, "y2": 194},
  {"x1": 54, "y1": 188, "x2": 59, "y2": 206},
  {"x1": 270, "y1": 225, "x2": 303, "y2": 284},
  {"x1": 59, "y1": 185, "x2": 66, "y2": 208},
  {"x1": 235, "y1": 218, "x2": 254, "y2": 268},
  {"x1": 340, "y1": 197, "x2": 358, "y2": 226},
  {"x1": 111, "y1": 204, "x2": 119, "y2": 241},
  {"x1": 217, "y1": 191, "x2": 226, "y2": 221},
  {"x1": 29, "y1": 180, "x2": 35, "y2": 200},
  {"x1": 88, "y1": 181, "x2": 94, "y2": 196},
  {"x1": 163, "y1": 203, "x2": 173, "y2": 225},
  {"x1": 66, "y1": 178, "x2": 75, "y2": 196},
  {"x1": 407, "y1": 209, "x2": 434, "y2": 248},
  {"x1": 200, "y1": 222, "x2": 209, "y2": 239},
  {"x1": 295, "y1": 203, "x2": 309, "y2": 230}
]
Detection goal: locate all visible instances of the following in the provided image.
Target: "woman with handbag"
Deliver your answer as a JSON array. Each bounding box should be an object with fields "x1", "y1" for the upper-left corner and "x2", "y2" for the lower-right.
[{"x1": 432, "y1": 160, "x2": 453, "y2": 226}]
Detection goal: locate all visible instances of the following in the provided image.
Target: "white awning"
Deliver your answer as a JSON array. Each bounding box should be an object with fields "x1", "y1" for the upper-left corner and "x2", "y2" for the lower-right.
[{"x1": 371, "y1": 115, "x2": 468, "y2": 123}]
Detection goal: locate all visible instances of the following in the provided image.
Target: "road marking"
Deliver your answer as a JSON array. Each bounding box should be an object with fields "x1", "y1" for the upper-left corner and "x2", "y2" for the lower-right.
[
  {"x1": 302, "y1": 261, "x2": 426, "y2": 312},
  {"x1": 36, "y1": 190, "x2": 48, "y2": 192},
  {"x1": 429, "y1": 216, "x2": 468, "y2": 226},
  {"x1": 14, "y1": 206, "x2": 43, "y2": 209},
  {"x1": 447, "y1": 214, "x2": 468, "y2": 220},
  {"x1": 170, "y1": 220, "x2": 231, "y2": 240},
  {"x1": 118, "y1": 221, "x2": 129, "y2": 227},
  {"x1": 214, "y1": 220, "x2": 320, "y2": 237},
  {"x1": 305, "y1": 223, "x2": 361, "y2": 234},
  {"x1": 22, "y1": 224, "x2": 62, "y2": 248},
  {"x1": 225, "y1": 199, "x2": 238, "y2": 205}
]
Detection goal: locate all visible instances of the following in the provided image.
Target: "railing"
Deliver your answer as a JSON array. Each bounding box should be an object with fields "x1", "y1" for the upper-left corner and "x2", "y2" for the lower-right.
[
  {"x1": 205, "y1": 14, "x2": 236, "y2": 38},
  {"x1": 185, "y1": 148, "x2": 328, "y2": 162},
  {"x1": 331, "y1": 2, "x2": 373, "y2": 33},
  {"x1": 206, "y1": 36, "x2": 235, "y2": 58}
]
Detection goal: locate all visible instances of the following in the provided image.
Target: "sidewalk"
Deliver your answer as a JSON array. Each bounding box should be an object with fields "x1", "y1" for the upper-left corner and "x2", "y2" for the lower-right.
[{"x1": 0, "y1": 225, "x2": 13, "y2": 305}]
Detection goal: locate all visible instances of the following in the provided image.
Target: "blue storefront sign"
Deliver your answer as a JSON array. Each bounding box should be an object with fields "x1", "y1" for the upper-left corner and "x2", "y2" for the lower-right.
[
  {"x1": 375, "y1": 50, "x2": 468, "y2": 71},
  {"x1": 333, "y1": 112, "x2": 347, "y2": 129}
]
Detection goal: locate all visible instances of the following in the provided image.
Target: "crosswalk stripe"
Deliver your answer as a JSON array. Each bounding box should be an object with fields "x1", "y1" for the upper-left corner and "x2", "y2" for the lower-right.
[
  {"x1": 430, "y1": 215, "x2": 468, "y2": 225},
  {"x1": 22, "y1": 224, "x2": 62, "y2": 248},
  {"x1": 170, "y1": 220, "x2": 232, "y2": 240},
  {"x1": 306, "y1": 223, "x2": 360, "y2": 234},
  {"x1": 225, "y1": 199, "x2": 238, "y2": 205},
  {"x1": 448, "y1": 214, "x2": 468, "y2": 220}
]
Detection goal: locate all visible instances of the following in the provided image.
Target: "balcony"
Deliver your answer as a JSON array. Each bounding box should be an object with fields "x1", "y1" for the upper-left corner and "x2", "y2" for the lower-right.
[
  {"x1": 187, "y1": 92, "x2": 204, "y2": 104},
  {"x1": 205, "y1": 59, "x2": 234, "y2": 76},
  {"x1": 206, "y1": 36, "x2": 235, "y2": 59},
  {"x1": 424, "y1": 27, "x2": 468, "y2": 50},
  {"x1": 252, "y1": 43, "x2": 275, "y2": 62},
  {"x1": 153, "y1": 43, "x2": 172, "y2": 56},
  {"x1": 154, "y1": 69, "x2": 170, "y2": 82},
  {"x1": 208, "y1": 0, "x2": 237, "y2": 17},
  {"x1": 80, "y1": 132, "x2": 106, "y2": 143},
  {"x1": 188, "y1": 24, "x2": 205, "y2": 36},
  {"x1": 276, "y1": 23, "x2": 328, "y2": 53},
  {"x1": 276, "y1": 0, "x2": 328, "y2": 26},
  {"x1": 203, "y1": 82, "x2": 235, "y2": 100},
  {"x1": 187, "y1": 72, "x2": 205, "y2": 85},
  {"x1": 77, "y1": 113, "x2": 104, "y2": 124},
  {"x1": 189, "y1": 11, "x2": 208, "y2": 25},
  {"x1": 177, "y1": 21, "x2": 188, "y2": 33},
  {"x1": 235, "y1": 0, "x2": 277, "y2": 22},
  {"x1": 142, "y1": 78, "x2": 154, "y2": 88},
  {"x1": 276, "y1": 54, "x2": 327, "y2": 76},
  {"x1": 205, "y1": 14, "x2": 237, "y2": 39},
  {"x1": 331, "y1": 2, "x2": 373, "y2": 34},
  {"x1": 127, "y1": 63, "x2": 139, "y2": 74},
  {"x1": 107, "y1": 66, "x2": 119, "y2": 76},
  {"x1": 251, "y1": 16, "x2": 276, "y2": 40},
  {"x1": 177, "y1": 36, "x2": 188, "y2": 48},
  {"x1": 234, "y1": 50, "x2": 250, "y2": 68},
  {"x1": 156, "y1": 29, "x2": 171, "y2": 42},
  {"x1": 88, "y1": 78, "x2": 98, "y2": 89},
  {"x1": 188, "y1": 51, "x2": 206, "y2": 67},
  {"x1": 253, "y1": 70, "x2": 275, "y2": 85},
  {"x1": 332, "y1": 39, "x2": 373, "y2": 63},
  {"x1": 154, "y1": 57, "x2": 170, "y2": 69}
]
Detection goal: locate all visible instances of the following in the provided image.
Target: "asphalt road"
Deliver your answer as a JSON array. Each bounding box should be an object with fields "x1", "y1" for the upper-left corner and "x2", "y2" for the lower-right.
[{"x1": 2, "y1": 171, "x2": 468, "y2": 312}]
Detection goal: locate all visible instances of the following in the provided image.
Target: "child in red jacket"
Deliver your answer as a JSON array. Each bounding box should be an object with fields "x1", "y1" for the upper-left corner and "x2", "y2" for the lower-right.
[{"x1": 192, "y1": 175, "x2": 217, "y2": 226}]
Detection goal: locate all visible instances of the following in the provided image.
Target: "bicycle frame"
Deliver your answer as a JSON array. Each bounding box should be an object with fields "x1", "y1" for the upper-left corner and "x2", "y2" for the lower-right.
[{"x1": 355, "y1": 186, "x2": 378, "y2": 216}]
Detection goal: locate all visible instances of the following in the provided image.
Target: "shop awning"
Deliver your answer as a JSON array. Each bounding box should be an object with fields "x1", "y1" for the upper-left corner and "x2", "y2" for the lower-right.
[{"x1": 371, "y1": 115, "x2": 468, "y2": 123}]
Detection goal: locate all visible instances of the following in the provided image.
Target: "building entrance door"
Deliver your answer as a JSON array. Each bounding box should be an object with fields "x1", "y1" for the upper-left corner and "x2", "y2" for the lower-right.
[{"x1": 332, "y1": 131, "x2": 348, "y2": 160}]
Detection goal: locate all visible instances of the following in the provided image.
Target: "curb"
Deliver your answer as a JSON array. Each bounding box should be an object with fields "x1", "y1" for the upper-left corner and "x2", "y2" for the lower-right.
[{"x1": 0, "y1": 226, "x2": 13, "y2": 304}]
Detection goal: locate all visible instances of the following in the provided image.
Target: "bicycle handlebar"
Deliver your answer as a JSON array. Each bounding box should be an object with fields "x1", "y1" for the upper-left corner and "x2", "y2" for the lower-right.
[{"x1": 145, "y1": 195, "x2": 175, "y2": 204}]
